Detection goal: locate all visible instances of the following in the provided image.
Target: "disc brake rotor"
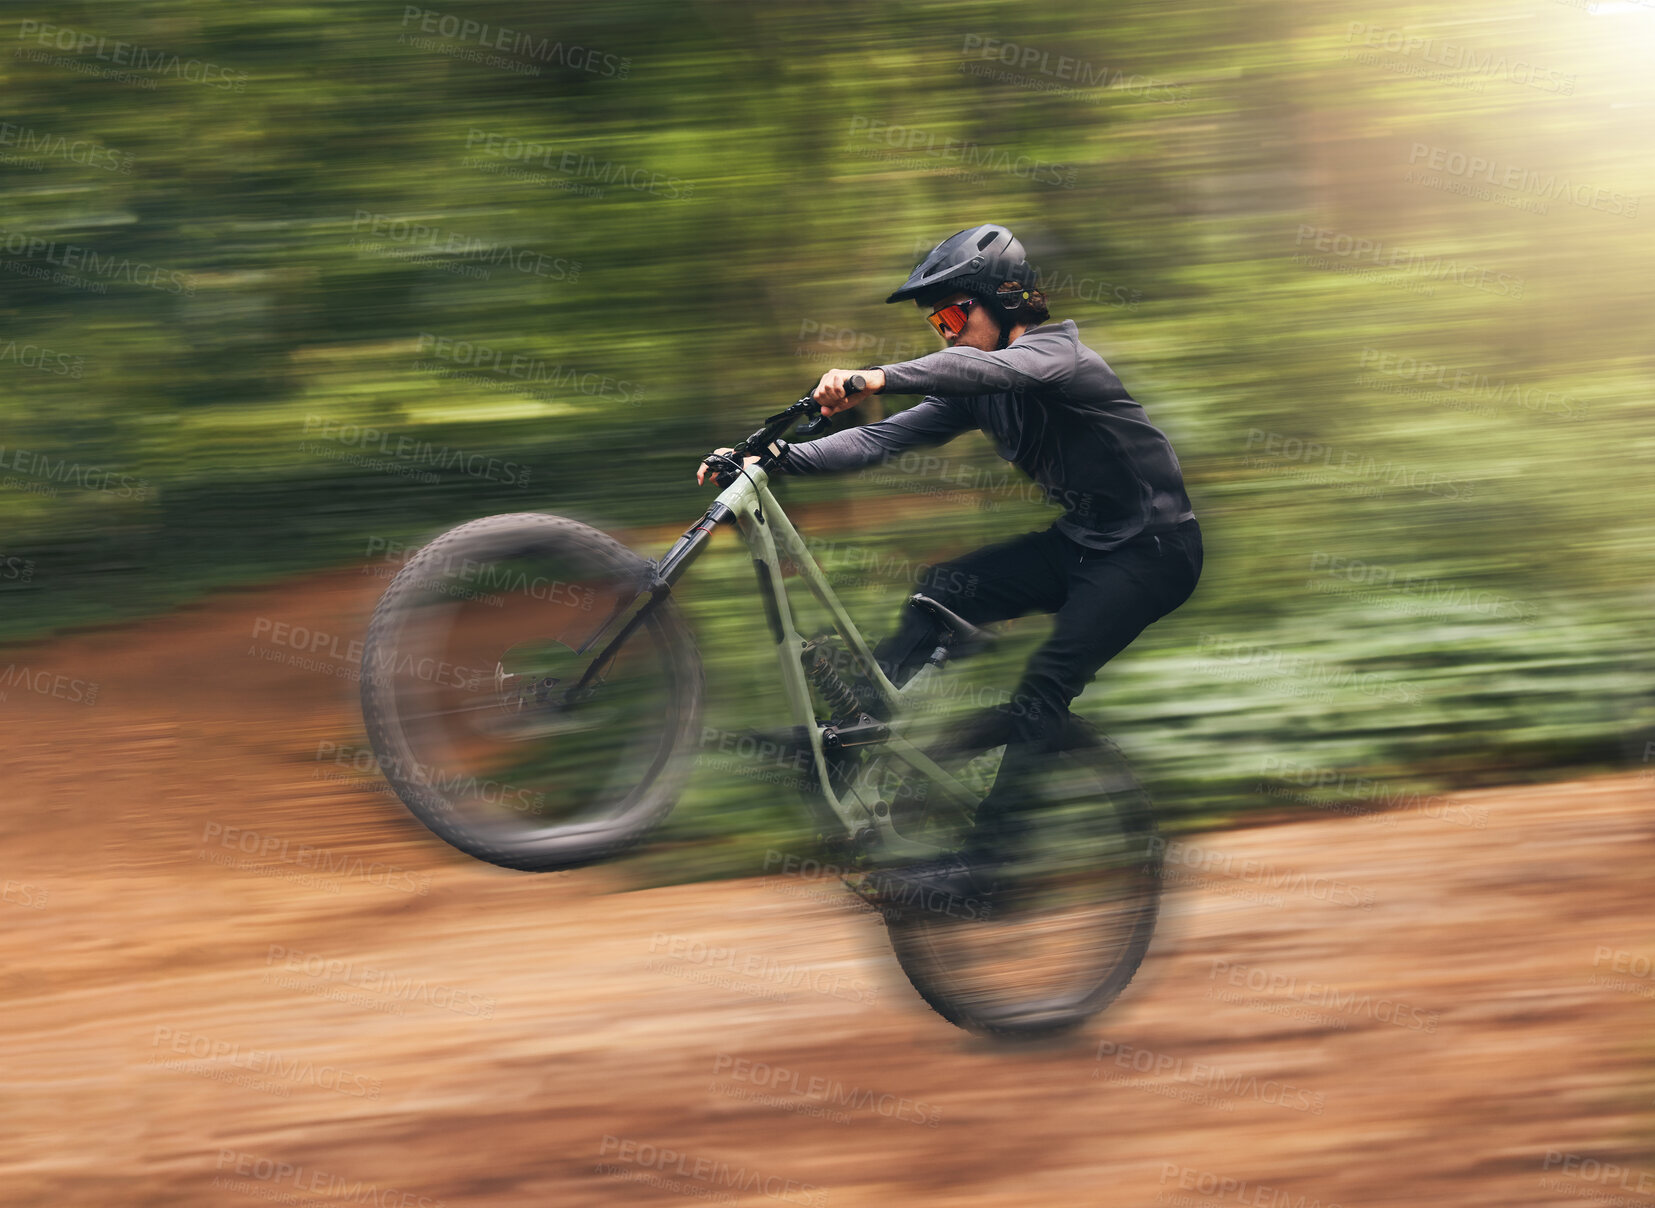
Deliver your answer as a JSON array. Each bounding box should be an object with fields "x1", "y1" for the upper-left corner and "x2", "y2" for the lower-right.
[{"x1": 478, "y1": 639, "x2": 613, "y2": 738}]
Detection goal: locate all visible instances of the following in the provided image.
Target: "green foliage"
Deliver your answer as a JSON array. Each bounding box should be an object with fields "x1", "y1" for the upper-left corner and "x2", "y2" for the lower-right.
[{"x1": 2, "y1": 0, "x2": 1650, "y2": 851}]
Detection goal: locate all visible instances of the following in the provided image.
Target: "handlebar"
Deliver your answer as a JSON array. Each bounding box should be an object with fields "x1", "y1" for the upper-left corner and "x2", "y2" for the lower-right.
[{"x1": 706, "y1": 374, "x2": 867, "y2": 487}]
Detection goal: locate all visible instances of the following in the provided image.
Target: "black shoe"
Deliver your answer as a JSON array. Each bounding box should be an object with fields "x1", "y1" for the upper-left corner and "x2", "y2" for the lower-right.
[{"x1": 864, "y1": 852, "x2": 999, "y2": 923}]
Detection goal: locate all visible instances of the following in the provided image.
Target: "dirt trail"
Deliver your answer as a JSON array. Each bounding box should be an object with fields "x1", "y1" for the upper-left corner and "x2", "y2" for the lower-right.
[{"x1": 1, "y1": 561, "x2": 1651, "y2": 1207}]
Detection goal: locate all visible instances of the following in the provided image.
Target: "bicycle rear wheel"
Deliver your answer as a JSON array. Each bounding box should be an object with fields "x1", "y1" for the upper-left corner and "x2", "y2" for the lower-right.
[
  {"x1": 882, "y1": 721, "x2": 1162, "y2": 1038},
  {"x1": 360, "y1": 513, "x2": 702, "y2": 872}
]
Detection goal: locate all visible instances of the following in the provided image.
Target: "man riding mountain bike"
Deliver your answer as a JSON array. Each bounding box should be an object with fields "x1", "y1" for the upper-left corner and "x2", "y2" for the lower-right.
[{"x1": 698, "y1": 223, "x2": 1202, "y2": 912}]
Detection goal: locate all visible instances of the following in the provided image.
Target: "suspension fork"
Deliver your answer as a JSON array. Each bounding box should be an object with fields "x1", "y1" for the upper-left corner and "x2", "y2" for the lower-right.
[{"x1": 566, "y1": 502, "x2": 733, "y2": 697}]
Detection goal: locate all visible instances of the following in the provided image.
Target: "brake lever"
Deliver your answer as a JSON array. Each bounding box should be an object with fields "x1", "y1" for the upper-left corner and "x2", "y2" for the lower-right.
[{"x1": 704, "y1": 451, "x2": 743, "y2": 488}]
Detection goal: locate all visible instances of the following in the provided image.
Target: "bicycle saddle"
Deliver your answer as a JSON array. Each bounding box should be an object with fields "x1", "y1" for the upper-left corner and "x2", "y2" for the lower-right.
[{"x1": 906, "y1": 593, "x2": 996, "y2": 655}]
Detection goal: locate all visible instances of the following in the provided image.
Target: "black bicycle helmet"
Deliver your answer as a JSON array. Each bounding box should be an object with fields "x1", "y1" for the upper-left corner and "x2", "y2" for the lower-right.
[{"x1": 886, "y1": 223, "x2": 1032, "y2": 310}]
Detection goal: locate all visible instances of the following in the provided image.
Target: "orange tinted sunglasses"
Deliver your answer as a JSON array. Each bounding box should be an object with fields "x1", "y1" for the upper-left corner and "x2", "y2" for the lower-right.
[{"x1": 926, "y1": 297, "x2": 980, "y2": 338}]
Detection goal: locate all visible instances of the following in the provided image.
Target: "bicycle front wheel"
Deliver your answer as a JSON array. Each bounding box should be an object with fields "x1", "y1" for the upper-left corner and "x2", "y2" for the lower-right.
[{"x1": 360, "y1": 513, "x2": 703, "y2": 872}]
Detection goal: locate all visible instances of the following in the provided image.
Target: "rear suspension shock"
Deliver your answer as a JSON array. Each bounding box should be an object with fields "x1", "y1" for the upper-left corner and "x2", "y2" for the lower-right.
[{"x1": 801, "y1": 637, "x2": 861, "y2": 720}]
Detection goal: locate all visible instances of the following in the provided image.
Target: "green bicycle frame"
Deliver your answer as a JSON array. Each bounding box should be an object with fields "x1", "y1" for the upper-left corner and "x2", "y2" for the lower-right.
[{"x1": 700, "y1": 466, "x2": 983, "y2": 860}]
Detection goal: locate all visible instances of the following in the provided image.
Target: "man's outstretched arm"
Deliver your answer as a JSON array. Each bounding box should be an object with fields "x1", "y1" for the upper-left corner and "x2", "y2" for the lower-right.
[
  {"x1": 777, "y1": 395, "x2": 974, "y2": 475},
  {"x1": 878, "y1": 324, "x2": 1080, "y2": 397}
]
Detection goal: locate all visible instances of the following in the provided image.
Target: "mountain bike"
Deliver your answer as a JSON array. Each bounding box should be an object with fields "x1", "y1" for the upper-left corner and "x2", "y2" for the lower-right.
[{"x1": 359, "y1": 379, "x2": 1163, "y2": 1038}]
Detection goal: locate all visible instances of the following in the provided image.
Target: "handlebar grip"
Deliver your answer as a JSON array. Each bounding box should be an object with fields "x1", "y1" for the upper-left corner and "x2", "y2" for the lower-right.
[{"x1": 795, "y1": 373, "x2": 868, "y2": 438}]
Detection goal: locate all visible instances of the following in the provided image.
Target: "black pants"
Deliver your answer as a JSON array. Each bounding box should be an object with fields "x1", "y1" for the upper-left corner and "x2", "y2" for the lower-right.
[{"x1": 874, "y1": 518, "x2": 1203, "y2": 855}]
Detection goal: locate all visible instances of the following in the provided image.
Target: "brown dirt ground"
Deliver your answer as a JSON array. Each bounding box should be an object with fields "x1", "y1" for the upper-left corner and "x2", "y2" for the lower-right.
[{"x1": 1, "y1": 558, "x2": 1652, "y2": 1207}]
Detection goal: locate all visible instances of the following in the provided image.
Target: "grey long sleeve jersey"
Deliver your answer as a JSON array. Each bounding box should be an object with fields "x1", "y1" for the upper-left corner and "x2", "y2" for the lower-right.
[{"x1": 775, "y1": 319, "x2": 1194, "y2": 551}]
